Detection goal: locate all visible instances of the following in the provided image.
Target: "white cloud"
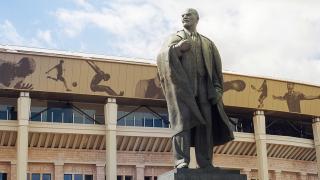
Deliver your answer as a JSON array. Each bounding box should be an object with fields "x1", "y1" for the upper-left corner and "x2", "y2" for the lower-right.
[
  {"x1": 39, "y1": 0, "x2": 320, "y2": 85},
  {"x1": 37, "y1": 30, "x2": 53, "y2": 45},
  {"x1": 0, "y1": 20, "x2": 24, "y2": 44},
  {"x1": 0, "y1": 20, "x2": 57, "y2": 49}
]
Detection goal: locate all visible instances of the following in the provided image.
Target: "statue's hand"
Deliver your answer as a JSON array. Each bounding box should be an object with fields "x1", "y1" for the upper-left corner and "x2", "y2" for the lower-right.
[{"x1": 174, "y1": 39, "x2": 191, "y2": 53}]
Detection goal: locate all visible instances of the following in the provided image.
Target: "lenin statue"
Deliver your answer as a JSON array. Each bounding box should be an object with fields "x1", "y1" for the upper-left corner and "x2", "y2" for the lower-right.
[{"x1": 157, "y1": 8, "x2": 234, "y2": 169}]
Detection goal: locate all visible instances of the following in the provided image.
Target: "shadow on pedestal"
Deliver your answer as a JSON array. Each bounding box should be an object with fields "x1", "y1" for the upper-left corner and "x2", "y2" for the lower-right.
[{"x1": 158, "y1": 168, "x2": 247, "y2": 180}]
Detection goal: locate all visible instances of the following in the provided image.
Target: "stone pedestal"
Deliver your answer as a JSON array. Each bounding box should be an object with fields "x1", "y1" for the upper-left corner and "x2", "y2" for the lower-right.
[{"x1": 158, "y1": 168, "x2": 247, "y2": 180}]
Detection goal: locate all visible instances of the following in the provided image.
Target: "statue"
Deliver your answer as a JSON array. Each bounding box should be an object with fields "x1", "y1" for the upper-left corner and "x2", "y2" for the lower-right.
[{"x1": 157, "y1": 8, "x2": 234, "y2": 169}]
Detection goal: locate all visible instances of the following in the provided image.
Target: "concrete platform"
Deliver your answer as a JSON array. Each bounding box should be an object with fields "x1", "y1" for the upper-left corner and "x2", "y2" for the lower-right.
[{"x1": 158, "y1": 168, "x2": 247, "y2": 180}]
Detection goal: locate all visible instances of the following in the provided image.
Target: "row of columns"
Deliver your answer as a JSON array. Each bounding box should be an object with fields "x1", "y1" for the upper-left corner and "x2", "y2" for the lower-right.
[
  {"x1": 15, "y1": 92, "x2": 118, "y2": 180},
  {"x1": 253, "y1": 111, "x2": 320, "y2": 180},
  {"x1": 12, "y1": 91, "x2": 320, "y2": 180}
]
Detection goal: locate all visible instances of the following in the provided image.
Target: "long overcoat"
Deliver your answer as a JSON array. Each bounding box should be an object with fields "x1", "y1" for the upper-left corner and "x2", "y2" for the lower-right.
[{"x1": 157, "y1": 30, "x2": 234, "y2": 146}]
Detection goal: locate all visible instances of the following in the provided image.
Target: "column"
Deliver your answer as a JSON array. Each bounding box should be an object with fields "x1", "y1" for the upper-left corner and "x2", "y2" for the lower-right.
[
  {"x1": 297, "y1": 172, "x2": 307, "y2": 180},
  {"x1": 136, "y1": 164, "x2": 145, "y2": 180},
  {"x1": 253, "y1": 110, "x2": 269, "y2": 180},
  {"x1": 312, "y1": 117, "x2": 320, "y2": 179},
  {"x1": 274, "y1": 170, "x2": 282, "y2": 180},
  {"x1": 104, "y1": 98, "x2": 118, "y2": 180},
  {"x1": 17, "y1": 92, "x2": 31, "y2": 180},
  {"x1": 96, "y1": 164, "x2": 105, "y2": 180},
  {"x1": 54, "y1": 162, "x2": 64, "y2": 180}
]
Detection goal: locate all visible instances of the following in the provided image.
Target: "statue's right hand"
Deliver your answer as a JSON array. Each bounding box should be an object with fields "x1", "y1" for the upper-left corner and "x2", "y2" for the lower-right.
[{"x1": 175, "y1": 39, "x2": 191, "y2": 53}]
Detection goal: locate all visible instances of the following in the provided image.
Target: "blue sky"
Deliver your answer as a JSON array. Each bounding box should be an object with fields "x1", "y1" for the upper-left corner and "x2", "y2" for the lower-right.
[{"x1": 1, "y1": 0, "x2": 320, "y2": 85}]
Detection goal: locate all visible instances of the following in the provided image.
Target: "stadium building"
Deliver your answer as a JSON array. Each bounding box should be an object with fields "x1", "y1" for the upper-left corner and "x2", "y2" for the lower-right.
[{"x1": 0, "y1": 45, "x2": 319, "y2": 180}]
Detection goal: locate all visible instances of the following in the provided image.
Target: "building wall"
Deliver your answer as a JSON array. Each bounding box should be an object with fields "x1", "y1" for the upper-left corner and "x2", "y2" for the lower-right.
[{"x1": 1, "y1": 52, "x2": 320, "y2": 116}]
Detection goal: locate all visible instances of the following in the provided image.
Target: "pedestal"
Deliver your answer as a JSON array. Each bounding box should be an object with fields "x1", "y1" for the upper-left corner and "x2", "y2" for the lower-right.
[{"x1": 158, "y1": 168, "x2": 247, "y2": 180}]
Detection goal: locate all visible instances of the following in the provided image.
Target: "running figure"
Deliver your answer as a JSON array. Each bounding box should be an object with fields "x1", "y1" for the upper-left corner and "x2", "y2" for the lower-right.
[
  {"x1": 46, "y1": 60, "x2": 71, "y2": 91},
  {"x1": 251, "y1": 79, "x2": 268, "y2": 108},
  {"x1": 86, "y1": 61, "x2": 124, "y2": 96}
]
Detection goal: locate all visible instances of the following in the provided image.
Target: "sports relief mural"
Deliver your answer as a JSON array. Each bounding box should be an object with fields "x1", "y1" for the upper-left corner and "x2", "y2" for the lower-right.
[{"x1": 0, "y1": 52, "x2": 319, "y2": 115}]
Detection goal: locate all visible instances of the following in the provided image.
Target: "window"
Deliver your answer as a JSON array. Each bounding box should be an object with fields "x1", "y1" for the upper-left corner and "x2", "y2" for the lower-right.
[
  {"x1": 117, "y1": 106, "x2": 169, "y2": 128},
  {"x1": 26, "y1": 173, "x2": 50, "y2": 180},
  {"x1": 266, "y1": 116, "x2": 313, "y2": 139},
  {"x1": 30, "y1": 100, "x2": 104, "y2": 124},
  {"x1": 42, "y1": 174, "x2": 51, "y2": 180},
  {"x1": 64, "y1": 174, "x2": 72, "y2": 180},
  {"x1": 0, "y1": 173, "x2": 7, "y2": 180},
  {"x1": 117, "y1": 176, "x2": 133, "y2": 180},
  {"x1": 144, "y1": 176, "x2": 152, "y2": 180},
  {"x1": 0, "y1": 104, "x2": 17, "y2": 120},
  {"x1": 31, "y1": 173, "x2": 40, "y2": 180},
  {"x1": 84, "y1": 175, "x2": 93, "y2": 180},
  {"x1": 64, "y1": 174, "x2": 93, "y2": 180},
  {"x1": 74, "y1": 174, "x2": 83, "y2": 180}
]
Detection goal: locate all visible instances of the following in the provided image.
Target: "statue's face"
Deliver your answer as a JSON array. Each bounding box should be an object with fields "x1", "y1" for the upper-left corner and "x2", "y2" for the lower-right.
[{"x1": 182, "y1": 9, "x2": 198, "y2": 29}]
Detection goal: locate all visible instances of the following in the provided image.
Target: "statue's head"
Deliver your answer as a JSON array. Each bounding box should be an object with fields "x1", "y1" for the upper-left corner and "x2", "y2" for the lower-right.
[{"x1": 182, "y1": 8, "x2": 199, "y2": 30}]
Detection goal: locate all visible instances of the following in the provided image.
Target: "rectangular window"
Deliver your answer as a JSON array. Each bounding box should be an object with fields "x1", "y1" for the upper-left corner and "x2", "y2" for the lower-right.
[
  {"x1": 117, "y1": 176, "x2": 122, "y2": 180},
  {"x1": 31, "y1": 173, "x2": 40, "y2": 180},
  {"x1": 84, "y1": 175, "x2": 93, "y2": 180},
  {"x1": 0, "y1": 173, "x2": 7, "y2": 180},
  {"x1": 144, "y1": 176, "x2": 152, "y2": 180},
  {"x1": 125, "y1": 176, "x2": 132, "y2": 180},
  {"x1": 74, "y1": 174, "x2": 83, "y2": 180},
  {"x1": 64, "y1": 174, "x2": 72, "y2": 180},
  {"x1": 42, "y1": 174, "x2": 51, "y2": 180}
]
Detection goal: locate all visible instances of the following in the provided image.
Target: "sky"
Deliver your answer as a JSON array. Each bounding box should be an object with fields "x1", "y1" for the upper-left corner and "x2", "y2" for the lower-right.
[{"x1": 1, "y1": 0, "x2": 320, "y2": 85}]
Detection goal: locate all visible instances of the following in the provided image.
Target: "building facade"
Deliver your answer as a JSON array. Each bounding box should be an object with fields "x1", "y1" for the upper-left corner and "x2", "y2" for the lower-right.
[{"x1": 0, "y1": 45, "x2": 320, "y2": 180}]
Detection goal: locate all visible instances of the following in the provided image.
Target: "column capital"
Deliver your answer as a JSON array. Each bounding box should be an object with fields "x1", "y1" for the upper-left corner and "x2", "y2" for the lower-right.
[
  {"x1": 96, "y1": 163, "x2": 105, "y2": 167},
  {"x1": 136, "y1": 164, "x2": 145, "y2": 168},
  {"x1": 298, "y1": 172, "x2": 307, "y2": 176},
  {"x1": 19, "y1": 92, "x2": 30, "y2": 97},
  {"x1": 313, "y1": 117, "x2": 320, "y2": 123},
  {"x1": 106, "y1": 98, "x2": 116, "y2": 104},
  {"x1": 54, "y1": 161, "x2": 64, "y2": 166},
  {"x1": 254, "y1": 110, "x2": 264, "y2": 116}
]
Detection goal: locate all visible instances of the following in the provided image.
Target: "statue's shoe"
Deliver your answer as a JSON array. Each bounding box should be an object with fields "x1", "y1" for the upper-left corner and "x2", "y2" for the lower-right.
[{"x1": 175, "y1": 162, "x2": 189, "y2": 169}]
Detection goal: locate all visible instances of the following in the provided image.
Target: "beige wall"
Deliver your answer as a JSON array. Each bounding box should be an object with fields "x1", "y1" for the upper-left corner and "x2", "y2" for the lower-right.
[{"x1": 1, "y1": 52, "x2": 320, "y2": 116}]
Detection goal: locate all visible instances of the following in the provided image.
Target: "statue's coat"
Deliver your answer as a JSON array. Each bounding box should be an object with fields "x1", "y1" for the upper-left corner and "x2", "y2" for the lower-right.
[{"x1": 157, "y1": 30, "x2": 234, "y2": 146}]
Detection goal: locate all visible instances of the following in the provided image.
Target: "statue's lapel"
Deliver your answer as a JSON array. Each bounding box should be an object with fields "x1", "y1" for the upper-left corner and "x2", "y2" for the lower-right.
[{"x1": 200, "y1": 36, "x2": 213, "y2": 80}]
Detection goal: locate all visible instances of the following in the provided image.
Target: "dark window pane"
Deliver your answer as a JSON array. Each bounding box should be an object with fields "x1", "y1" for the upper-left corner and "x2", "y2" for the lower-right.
[
  {"x1": 74, "y1": 111, "x2": 84, "y2": 124},
  {"x1": 8, "y1": 107, "x2": 17, "y2": 120},
  {"x1": 42, "y1": 174, "x2": 51, "y2": 180},
  {"x1": 154, "y1": 119, "x2": 162, "y2": 127},
  {"x1": 125, "y1": 113, "x2": 134, "y2": 126},
  {"x1": 117, "y1": 176, "x2": 122, "y2": 180},
  {"x1": 30, "y1": 112, "x2": 42, "y2": 121},
  {"x1": 52, "y1": 109, "x2": 63, "y2": 123},
  {"x1": 64, "y1": 174, "x2": 72, "y2": 180},
  {"x1": 0, "y1": 173, "x2": 7, "y2": 180},
  {"x1": 117, "y1": 118, "x2": 125, "y2": 126},
  {"x1": 145, "y1": 118, "x2": 153, "y2": 127},
  {"x1": 63, "y1": 108, "x2": 73, "y2": 123},
  {"x1": 134, "y1": 112, "x2": 144, "y2": 127},
  {"x1": 144, "y1": 176, "x2": 152, "y2": 180},
  {"x1": 0, "y1": 110, "x2": 7, "y2": 120},
  {"x1": 74, "y1": 174, "x2": 83, "y2": 180},
  {"x1": 85, "y1": 175, "x2": 93, "y2": 180},
  {"x1": 31, "y1": 173, "x2": 40, "y2": 180},
  {"x1": 125, "y1": 176, "x2": 132, "y2": 180}
]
